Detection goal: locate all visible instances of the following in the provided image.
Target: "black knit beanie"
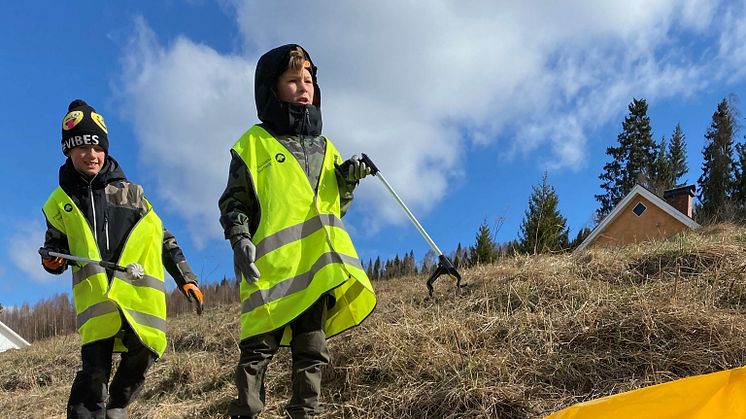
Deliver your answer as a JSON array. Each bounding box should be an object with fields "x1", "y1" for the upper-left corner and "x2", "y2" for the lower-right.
[{"x1": 61, "y1": 99, "x2": 109, "y2": 155}]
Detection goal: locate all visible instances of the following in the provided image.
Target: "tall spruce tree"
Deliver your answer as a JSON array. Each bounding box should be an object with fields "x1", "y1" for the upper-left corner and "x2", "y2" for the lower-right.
[
  {"x1": 651, "y1": 135, "x2": 672, "y2": 195},
  {"x1": 698, "y1": 98, "x2": 736, "y2": 220},
  {"x1": 596, "y1": 98, "x2": 656, "y2": 220},
  {"x1": 452, "y1": 242, "x2": 468, "y2": 269},
  {"x1": 519, "y1": 172, "x2": 569, "y2": 254},
  {"x1": 668, "y1": 123, "x2": 688, "y2": 185},
  {"x1": 732, "y1": 142, "x2": 746, "y2": 217},
  {"x1": 470, "y1": 219, "x2": 497, "y2": 265}
]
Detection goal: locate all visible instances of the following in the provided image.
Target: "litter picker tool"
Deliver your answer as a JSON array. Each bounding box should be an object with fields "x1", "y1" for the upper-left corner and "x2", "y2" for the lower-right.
[
  {"x1": 359, "y1": 153, "x2": 463, "y2": 296},
  {"x1": 38, "y1": 248, "x2": 145, "y2": 280}
]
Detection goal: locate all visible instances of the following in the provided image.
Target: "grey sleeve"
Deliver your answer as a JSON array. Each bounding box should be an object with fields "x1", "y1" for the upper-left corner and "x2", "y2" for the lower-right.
[
  {"x1": 218, "y1": 151, "x2": 260, "y2": 244},
  {"x1": 162, "y1": 228, "x2": 197, "y2": 288}
]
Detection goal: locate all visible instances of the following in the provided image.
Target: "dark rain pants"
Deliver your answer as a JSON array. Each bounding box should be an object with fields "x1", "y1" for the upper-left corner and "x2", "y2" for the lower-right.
[
  {"x1": 228, "y1": 296, "x2": 331, "y2": 419},
  {"x1": 67, "y1": 323, "x2": 156, "y2": 419}
]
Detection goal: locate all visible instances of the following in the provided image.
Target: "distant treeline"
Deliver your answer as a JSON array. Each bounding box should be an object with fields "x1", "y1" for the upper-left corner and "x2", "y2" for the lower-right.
[{"x1": 0, "y1": 279, "x2": 241, "y2": 343}]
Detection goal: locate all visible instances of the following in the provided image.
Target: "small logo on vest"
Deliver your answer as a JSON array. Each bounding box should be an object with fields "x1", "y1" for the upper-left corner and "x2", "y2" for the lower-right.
[
  {"x1": 275, "y1": 153, "x2": 286, "y2": 163},
  {"x1": 64, "y1": 203, "x2": 73, "y2": 212}
]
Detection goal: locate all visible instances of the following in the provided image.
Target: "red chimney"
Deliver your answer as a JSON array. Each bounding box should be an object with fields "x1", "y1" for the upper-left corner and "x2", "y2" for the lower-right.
[{"x1": 663, "y1": 185, "x2": 695, "y2": 218}]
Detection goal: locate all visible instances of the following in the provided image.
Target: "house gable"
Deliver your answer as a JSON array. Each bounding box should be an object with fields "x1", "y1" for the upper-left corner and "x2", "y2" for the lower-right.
[{"x1": 576, "y1": 185, "x2": 701, "y2": 252}]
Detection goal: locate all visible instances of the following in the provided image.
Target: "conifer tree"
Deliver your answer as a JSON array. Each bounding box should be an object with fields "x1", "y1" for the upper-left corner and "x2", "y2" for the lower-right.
[
  {"x1": 452, "y1": 243, "x2": 466, "y2": 269},
  {"x1": 570, "y1": 226, "x2": 592, "y2": 250},
  {"x1": 384, "y1": 259, "x2": 392, "y2": 279},
  {"x1": 519, "y1": 172, "x2": 569, "y2": 254},
  {"x1": 732, "y1": 142, "x2": 746, "y2": 217},
  {"x1": 668, "y1": 123, "x2": 688, "y2": 185},
  {"x1": 373, "y1": 256, "x2": 381, "y2": 280},
  {"x1": 470, "y1": 219, "x2": 497, "y2": 265},
  {"x1": 698, "y1": 98, "x2": 736, "y2": 220},
  {"x1": 409, "y1": 250, "x2": 418, "y2": 274},
  {"x1": 596, "y1": 98, "x2": 656, "y2": 220},
  {"x1": 651, "y1": 135, "x2": 672, "y2": 194}
]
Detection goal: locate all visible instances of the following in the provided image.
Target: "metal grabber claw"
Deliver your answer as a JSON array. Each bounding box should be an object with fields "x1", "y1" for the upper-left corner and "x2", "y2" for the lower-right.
[{"x1": 359, "y1": 153, "x2": 464, "y2": 296}]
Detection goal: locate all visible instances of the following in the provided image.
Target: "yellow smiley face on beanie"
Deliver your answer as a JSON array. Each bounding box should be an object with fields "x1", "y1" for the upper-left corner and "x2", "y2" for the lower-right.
[
  {"x1": 62, "y1": 111, "x2": 84, "y2": 131},
  {"x1": 91, "y1": 112, "x2": 107, "y2": 134}
]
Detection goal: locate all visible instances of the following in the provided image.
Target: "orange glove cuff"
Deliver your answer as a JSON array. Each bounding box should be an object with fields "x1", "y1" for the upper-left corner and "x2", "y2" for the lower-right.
[{"x1": 42, "y1": 257, "x2": 65, "y2": 270}]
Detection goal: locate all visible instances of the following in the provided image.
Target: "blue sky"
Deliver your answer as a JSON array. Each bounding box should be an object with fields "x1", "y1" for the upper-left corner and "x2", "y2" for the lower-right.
[{"x1": 3, "y1": 1, "x2": 746, "y2": 308}]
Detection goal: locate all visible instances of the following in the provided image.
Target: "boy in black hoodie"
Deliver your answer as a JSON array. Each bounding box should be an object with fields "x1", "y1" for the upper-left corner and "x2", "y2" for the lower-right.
[
  {"x1": 219, "y1": 44, "x2": 377, "y2": 418},
  {"x1": 40, "y1": 99, "x2": 204, "y2": 419}
]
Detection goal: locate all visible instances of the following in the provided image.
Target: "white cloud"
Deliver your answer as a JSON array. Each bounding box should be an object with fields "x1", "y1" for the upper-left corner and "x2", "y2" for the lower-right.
[
  {"x1": 718, "y1": 2, "x2": 746, "y2": 83},
  {"x1": 9, "y1": 220, "x2": 50, "y2": 283},
  {"x1": 116, "y1": 1, "x2": 740, "y2": 243},
  {"x1": 118, "y1": 17, "x2": 254, "y2": 246}
]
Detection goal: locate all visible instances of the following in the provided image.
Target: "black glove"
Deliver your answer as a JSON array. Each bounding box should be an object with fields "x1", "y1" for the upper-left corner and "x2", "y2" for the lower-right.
[
  {"x1": 337, "y1": 155, "x2": 372, "y2": 183},
  {"x1": 233, "y1": 237, "x2": 261, "y2": 283}
]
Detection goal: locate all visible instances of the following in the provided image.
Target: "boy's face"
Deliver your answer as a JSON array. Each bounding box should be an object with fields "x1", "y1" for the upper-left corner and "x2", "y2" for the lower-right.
[
  {"x1": 275, "y1": 67, "x2": 314, "y2": 105},
  {"x1": 69, "y1": 145, "x2": 106, "y2": 177}
]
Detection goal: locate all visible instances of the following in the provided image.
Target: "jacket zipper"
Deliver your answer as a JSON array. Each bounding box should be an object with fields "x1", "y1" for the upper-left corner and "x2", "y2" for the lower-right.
[
  {"x1": 104, "y1": 215, "x2": 110, "y2": 252},
  {"x1": 88, "y1": 183, "x2": 97, "y2": 243},
  {"x1": 301, "y1": 107, "x2": 311, "y2": 179}
]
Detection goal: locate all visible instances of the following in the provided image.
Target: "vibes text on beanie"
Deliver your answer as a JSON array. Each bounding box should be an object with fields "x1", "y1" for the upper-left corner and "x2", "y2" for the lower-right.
[{"x1": 61, "y1": 99, "x2": 109, "y2": 155}]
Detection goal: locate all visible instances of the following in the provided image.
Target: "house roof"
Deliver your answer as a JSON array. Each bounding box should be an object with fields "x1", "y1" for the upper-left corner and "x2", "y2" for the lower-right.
[
  {"x1": 0, "y1": 320, "x2": 30, "y2": 352},
  {"x1": 575, "y1": 184, "x2": 701, "y2": 252}
]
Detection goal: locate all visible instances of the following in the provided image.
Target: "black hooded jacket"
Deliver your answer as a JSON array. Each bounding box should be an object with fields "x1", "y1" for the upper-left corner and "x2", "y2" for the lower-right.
[
  {"x1": 43, "y1": 156, "x2": 196, "y2": 287},
  {"x1": 254, "y1": 43, "x2": 323, "y2": 136},
  {"x1": 219, "y1": 44, "x2": 358, "y2": 243}
]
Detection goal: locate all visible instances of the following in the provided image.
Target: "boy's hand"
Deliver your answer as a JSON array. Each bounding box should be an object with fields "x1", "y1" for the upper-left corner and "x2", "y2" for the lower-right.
[
  {"x1": 233, "y1": 237, "x2": 261, "y2": 283},
  {"x1": 338, "y1": 155, "x2": 372, "y2": 183},
  {"x1": 181, "y1": 282, "x2": 204, "y2": 315},
  {"x1": 39, "y1": 247, "x2": 68, "y2": 274}
]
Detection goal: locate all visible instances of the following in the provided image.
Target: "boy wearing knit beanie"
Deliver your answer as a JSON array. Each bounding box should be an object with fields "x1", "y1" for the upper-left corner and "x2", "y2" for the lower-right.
[{"x1": 40, "y1": 99, "x2": 205, "y2": 419}]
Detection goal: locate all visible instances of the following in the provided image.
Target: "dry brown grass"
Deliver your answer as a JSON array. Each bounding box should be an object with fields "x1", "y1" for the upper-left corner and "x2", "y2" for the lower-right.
[{"x1": 3, "y1": 224, "x2": 746, "y2": 418}]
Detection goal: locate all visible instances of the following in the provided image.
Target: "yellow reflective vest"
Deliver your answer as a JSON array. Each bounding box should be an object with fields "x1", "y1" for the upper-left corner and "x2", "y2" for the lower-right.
[
  {"x1": 43, "y1": 187, "x2": 168, "y2": 358},
  {"x1": 232, "y1": 125, "x2": 376, "y2": 344}
]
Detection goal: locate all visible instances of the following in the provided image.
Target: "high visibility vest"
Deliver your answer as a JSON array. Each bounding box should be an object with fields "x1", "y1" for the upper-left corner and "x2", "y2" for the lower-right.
[
  {"x1": 232, "y1": 125, "x2": 376, "y2": 344},
  {"x1": 42, "y1": 187, "x2": 168, "y2": 358}
]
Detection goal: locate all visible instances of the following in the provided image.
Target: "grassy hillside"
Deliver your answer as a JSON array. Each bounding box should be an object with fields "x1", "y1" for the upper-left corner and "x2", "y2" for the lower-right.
[{"x1": 2, "y1": 224, "x2": 746, "y2": 418}]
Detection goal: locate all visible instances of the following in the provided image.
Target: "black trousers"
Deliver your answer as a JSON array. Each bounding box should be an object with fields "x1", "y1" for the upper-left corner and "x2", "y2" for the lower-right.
[{"x1": 67, "y1": 322, "x2": 156, "y2": 419}]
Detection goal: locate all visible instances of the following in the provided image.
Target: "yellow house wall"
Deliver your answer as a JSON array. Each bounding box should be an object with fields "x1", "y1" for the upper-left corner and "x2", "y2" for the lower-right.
[{"x1": 592, "y1": 195, "x2": 690, "y2": 248}]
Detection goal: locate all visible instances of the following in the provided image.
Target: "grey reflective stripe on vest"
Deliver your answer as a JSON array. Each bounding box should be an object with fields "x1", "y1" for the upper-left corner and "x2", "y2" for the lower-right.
[
  {"x1": 255, "y1": 214, "x2": 345, "y2": 259},
  {"x1": 241, "y1": 252, "x2": 363, "y2": 314},
  {"x1": 114, "y1": 274, "x2": 166, "y2": 293},
  {"x1": 77, "y1": 301, "x2": 118, "y2": 328},
  {"x1": 72, "y1": 263, "x2": 107, "y2": 286},
  {"x1": 125, "y1": 308, "x2": 167, "y2": 332}
]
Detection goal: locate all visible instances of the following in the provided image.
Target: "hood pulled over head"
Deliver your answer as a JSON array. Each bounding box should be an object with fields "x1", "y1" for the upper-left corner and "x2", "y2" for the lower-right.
[{"x1": 254, "y1": 44, "x2": 322, "y2": 136}]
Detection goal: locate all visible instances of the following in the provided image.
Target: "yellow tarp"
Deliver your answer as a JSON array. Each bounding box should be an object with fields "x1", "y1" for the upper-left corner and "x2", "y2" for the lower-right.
[{"x1": 546, "y1": 366, "x2": 746, "y2": 419}]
